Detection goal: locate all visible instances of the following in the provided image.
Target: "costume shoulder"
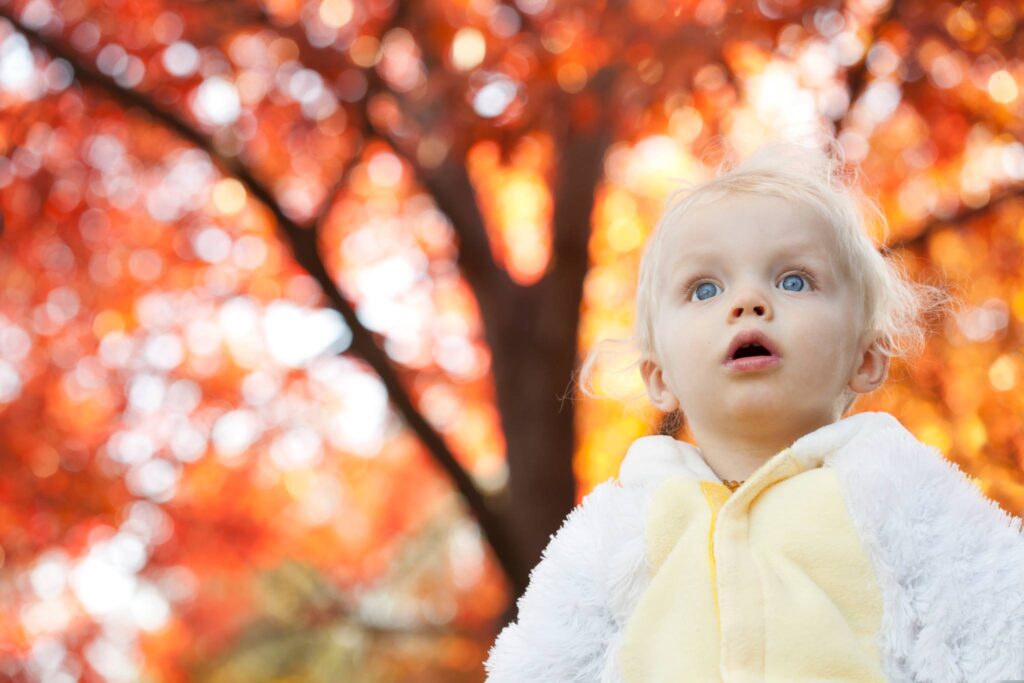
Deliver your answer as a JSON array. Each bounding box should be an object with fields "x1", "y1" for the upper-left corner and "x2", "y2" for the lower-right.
[
  {"x1": 484, "y1": 477, "x2": 651, "y2": 683},
  {"x1": 829, "y1": 412, "x2": 1024, "y2": 680}
]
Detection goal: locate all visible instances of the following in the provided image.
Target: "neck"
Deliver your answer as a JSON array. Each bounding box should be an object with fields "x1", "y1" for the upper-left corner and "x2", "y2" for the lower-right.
[{"x1": 690, "y1": 415, "x2": 833, "y2": 482}]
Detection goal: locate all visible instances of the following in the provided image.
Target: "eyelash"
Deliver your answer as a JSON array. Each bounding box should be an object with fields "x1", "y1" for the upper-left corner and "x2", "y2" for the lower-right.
[{"x1": 684, "y1": 268, "x2": 818, "y2": 300}]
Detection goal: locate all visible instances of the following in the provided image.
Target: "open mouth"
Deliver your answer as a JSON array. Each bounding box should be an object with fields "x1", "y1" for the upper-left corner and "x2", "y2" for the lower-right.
[
  {"x1": 724, "y1": 342, "x2": 781, "y2": 372},
  {"x1": 723, "y1": 328, "x2": 782, "y2": 370},
  {"x1": 731, "y1": 343, "x2": 773, "y2": 360}
]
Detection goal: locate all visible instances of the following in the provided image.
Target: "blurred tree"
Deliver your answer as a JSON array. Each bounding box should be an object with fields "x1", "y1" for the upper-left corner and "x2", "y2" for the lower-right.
[{"x1": 1, "y1": 0, "x2": 1024, "y2": 680}]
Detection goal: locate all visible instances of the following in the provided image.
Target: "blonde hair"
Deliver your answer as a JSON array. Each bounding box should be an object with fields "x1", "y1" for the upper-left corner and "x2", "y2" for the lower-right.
[{"x1": 575, "y1": 137, "x2": 957, "y2": 433}]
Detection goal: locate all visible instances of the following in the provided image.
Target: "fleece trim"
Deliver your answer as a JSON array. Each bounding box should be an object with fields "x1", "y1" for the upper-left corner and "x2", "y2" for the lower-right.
[
  {"x1": 483, "y1": 478, "x2": 656, "y2": 683},
  {"x1": 829, "y1": 414, "x2": 1024, "y2": 681}
]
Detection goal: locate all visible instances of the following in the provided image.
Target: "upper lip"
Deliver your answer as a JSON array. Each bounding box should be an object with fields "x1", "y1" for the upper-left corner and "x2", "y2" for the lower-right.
[{"x1": 724, "y1": 329, "x2": 782, "y2": 362}]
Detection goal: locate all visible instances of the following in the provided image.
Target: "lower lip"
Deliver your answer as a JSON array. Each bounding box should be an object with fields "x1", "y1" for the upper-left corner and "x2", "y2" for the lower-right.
[{"x1": 724, "y1": 355, "x2": 781, "y2": 372}]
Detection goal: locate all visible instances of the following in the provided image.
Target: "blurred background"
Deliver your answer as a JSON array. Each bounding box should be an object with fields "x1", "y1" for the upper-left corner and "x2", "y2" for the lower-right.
[{"x1": 1, "y1": 0, "x2": 1023, "y2": 680}]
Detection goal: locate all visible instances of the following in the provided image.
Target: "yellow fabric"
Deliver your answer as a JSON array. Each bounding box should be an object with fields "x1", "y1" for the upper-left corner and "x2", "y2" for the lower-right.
[
  {"x1": 619, "y1": 448, "x2": 886, "y2": 683},
  {"x1": 700, "y1": 481, "x2": 731, "y2": 631}
]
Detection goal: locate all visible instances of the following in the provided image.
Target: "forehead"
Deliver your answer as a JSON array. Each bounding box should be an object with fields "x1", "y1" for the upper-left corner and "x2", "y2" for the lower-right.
[{"x1": 662, "y1": 193, "x2": 839, "y2": 269}]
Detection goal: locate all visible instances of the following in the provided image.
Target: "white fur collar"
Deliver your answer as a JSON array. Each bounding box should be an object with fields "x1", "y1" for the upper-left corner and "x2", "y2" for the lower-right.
[{"x1": 617, "y1": 410, "x2": 896, "y2": 487}]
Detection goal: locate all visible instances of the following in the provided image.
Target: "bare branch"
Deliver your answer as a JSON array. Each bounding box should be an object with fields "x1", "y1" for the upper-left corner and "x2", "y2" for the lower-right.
[
  {"x1": 888, "y1": 183, "x2": 1024, "y2": 253},
  {"x1": 360, "y1": 29, "x2": 513, "y2": 301},
  {"x1": 199, "y1": 0, "x2": 361, "y2": 78},
  {"x1": 836, "y1": 0, "x2": 901, "y2": 137},
  {"x1": 0, "y1": 8, "x2": 521, "y2": 582},
  {"x1": 374, "y1": 120, "x2": 515, "y2": 296},
  {"x1": 220, "y1": 0, "x2": 517, "y2": 366},
  {"x1": 546, "y1": 65, "x2": 619, "y2": 273}
]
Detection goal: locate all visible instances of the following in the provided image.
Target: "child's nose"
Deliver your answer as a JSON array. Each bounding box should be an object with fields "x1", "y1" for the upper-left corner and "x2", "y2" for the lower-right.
[{"x1": 729, "y1": 288, "x2": 772, "y2": 319}]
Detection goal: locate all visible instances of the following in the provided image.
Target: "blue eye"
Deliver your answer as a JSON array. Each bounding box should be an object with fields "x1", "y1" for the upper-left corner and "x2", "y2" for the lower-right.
[
  {"x1": 781, "y1": 273, "x2": 809, "y2": 292},
  {"x1": 687, "y1": 271, "x2": 814, "y2": 302},
  {"x1": 691, "y1": 282, "x2": 720, "y2": 301}
]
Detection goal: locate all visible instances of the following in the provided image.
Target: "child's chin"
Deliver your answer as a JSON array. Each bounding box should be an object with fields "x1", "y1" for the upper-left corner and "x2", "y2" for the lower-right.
[{"x1": 722, "y1": 393, "x2": 786, "y2": 414}]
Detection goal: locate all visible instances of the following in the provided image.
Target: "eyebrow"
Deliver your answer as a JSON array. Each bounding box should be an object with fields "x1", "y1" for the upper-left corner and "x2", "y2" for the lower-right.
[
  {"x1": 670, "y1": 242, "x2": 835, "y2": 286},
  {"x1": 674, "y1": 242, "x2": 831, "y2": 269}
]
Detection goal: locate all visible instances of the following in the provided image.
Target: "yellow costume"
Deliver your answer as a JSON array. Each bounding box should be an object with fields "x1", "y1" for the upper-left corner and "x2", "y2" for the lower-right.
[{"x1": 619, "y1": 449, "x2": 885, "y2": 682}]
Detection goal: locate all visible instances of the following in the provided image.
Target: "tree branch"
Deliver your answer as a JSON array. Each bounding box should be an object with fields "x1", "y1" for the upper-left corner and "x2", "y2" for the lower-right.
[
  {"x1": 358, "y1": 27, "x2": 514, "y2": 304},
  {"x1": 199, "y1": 0, "x2": 361, "y2": 78},
  {"x1": 0, "y1": 8, "x2": 521, "y2": 582},
  {"x1": 218, "y1": 0, "x2": 518, "y2": 397},
  {"x1": 835, "y1": 0, "x2": 901, "y2": 137},
  {"x1": 365, "y1": 105, "x2": 514, "y2": 300},
  {"x1": 887, "y1": 182, "x2": 1024, "y2": 253},
  {"x1": 544, "y1": 64, "x2": 619, "y2": 280}
]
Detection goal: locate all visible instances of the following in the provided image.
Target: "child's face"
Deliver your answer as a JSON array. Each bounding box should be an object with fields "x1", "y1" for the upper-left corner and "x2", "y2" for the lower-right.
[{"x1": 640, "y1": 192, "x2": 884, "y2": 437}]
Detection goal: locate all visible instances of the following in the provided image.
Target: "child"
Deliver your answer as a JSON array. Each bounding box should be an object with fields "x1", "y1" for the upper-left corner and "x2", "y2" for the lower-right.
[{"x1": 483, "y1": 139, "x2": 1024, "y2": 682}]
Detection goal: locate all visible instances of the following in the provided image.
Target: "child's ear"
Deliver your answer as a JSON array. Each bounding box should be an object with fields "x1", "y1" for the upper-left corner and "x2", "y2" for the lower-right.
[
  {"x1": 848, "y1": 331, "x2": 889, "y2": 395},
  {"x1": 640, "y1": 357, "x2": 680, "y2": 412}
]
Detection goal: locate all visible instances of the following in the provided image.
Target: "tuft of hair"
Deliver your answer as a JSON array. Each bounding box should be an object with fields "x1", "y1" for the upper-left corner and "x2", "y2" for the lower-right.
[{"x1": 573, "y1": 136, "x2": 958, "y2": 432}]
